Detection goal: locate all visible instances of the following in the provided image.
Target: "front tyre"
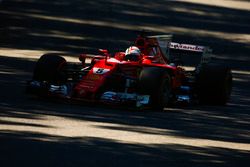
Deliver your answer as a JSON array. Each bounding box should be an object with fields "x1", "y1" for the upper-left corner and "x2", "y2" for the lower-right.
[
  {"x1": 33, "y1": 53, "x2": 67, "y2": 84},
  {"x1": 138, "y1": 67, "x2": 171, "y2": 110}
]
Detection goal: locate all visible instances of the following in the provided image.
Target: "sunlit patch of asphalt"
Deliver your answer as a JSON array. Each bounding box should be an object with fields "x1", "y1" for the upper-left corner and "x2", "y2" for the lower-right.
[
  {"x1": 0, "y1": 47, "x2": 80, "y2": 62},
  {"x1": 0, "y1": 110, "x2": 249, "y2": 151},
  {"x1": 176, "y1": 0, "x2": 250, "y2": 11}
]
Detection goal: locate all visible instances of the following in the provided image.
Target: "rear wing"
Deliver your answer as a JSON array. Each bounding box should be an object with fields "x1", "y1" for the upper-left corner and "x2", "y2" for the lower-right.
[{"x1": 136, "y1": 34, "x2": 213, "y2": 64}]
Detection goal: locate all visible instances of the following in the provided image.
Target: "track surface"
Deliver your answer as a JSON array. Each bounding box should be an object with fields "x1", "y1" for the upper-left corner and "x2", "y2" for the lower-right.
[{"x1": 0, "y1": 0, "x2": 250, "y2": 166}]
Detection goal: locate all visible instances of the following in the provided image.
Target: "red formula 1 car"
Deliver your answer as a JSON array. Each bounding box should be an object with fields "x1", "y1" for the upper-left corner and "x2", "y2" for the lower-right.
[{"x1": 27, "y1": 34, "x2": 232, "y2": 110}]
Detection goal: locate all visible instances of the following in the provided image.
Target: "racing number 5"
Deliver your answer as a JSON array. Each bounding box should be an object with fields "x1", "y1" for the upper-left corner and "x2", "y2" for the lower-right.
[{"x1": 96, "y1": 68, "x2": 104, "y2": 74}]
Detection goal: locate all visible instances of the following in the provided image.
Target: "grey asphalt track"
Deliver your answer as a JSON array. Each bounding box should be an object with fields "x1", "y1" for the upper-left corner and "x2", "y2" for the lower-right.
[{"x1": 0, "y1": 0, "x2": 250, "y2": 167}]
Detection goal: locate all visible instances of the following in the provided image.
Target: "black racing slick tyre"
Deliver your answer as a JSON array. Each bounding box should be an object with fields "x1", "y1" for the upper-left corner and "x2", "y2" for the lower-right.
[
  {"x1": 33, "y1": 53, "x2": 67, "y2": 84},
  {"x1": 196, "y1": 63, "x2": 232, "y2": 105},
  {"x1": 139, "y1": 67, "x2": 171, "y2": 110}
]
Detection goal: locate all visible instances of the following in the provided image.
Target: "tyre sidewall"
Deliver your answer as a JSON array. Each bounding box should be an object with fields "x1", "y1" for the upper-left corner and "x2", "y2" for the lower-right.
[{"x1": 138, "y1": 67, "x2": 171, "y2": 110}]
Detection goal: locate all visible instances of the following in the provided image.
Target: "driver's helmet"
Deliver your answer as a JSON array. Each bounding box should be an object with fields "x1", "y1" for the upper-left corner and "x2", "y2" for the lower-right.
[{"x1": 125, "y1": 46, "x2": 141, "y2": 61}]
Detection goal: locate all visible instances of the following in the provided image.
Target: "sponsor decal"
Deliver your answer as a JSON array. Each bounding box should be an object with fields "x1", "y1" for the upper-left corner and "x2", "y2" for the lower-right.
[{"x1": 169, "y1": 42, "x2": 205, "y2": 52}]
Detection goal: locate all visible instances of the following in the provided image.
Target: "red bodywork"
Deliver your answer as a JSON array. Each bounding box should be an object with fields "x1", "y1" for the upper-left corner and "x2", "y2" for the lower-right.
[{"x1": 73, "y1": 35, "x2": 186, "y2": 100}]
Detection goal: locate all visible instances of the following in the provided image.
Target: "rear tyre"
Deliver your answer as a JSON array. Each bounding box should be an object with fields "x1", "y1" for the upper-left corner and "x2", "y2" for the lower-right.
[
  {"x1": 196, "y1": 63, "x2": 232, "y2": 105},
  {"x1": 138, "y1": 67, "x2": 171, "y2": 110},
  {"x1": 33, "y1": 53, "x2": 67, "y2": 84}
]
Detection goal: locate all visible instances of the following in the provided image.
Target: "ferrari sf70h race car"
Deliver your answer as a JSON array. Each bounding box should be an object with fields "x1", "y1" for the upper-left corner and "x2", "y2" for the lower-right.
[{"x1": 27, "y1": 34, "x2": 232, "y2": 110}]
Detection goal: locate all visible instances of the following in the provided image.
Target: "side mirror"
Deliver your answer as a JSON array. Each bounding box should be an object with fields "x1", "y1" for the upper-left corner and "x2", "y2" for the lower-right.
[
  {"x1": 79, "y1": 54, "x2": 86, "y2": 67},
  {"x1": 79, "y1": 54, "x2": 86, "y2": 62}
]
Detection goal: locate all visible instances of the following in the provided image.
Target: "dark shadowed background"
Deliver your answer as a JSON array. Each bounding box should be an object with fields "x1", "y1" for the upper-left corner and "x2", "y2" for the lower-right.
[{"x1": 0, "y1": 0, "x2": 250, "y2": 167}]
